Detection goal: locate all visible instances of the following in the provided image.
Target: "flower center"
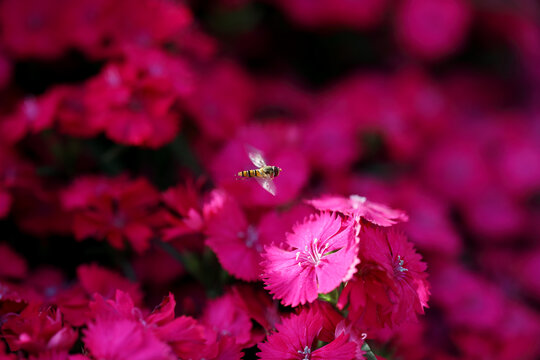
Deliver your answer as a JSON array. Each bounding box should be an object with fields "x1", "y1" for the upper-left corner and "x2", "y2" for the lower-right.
[
  {"x1": 297, "y1": 345, "x2": 311, "y2": 360},
  {"x1": 349, "y1": 194, "x2": 367, "y2": 209},
  {"x1": 238, "y1": 225, "x2": 261, "y2": 252},
  {"x1": 393, "y1": 255, "x2": 408, "y2": 278},
  {"x1": 295, "y1": 238, "x2": 330, "y2": 267}
]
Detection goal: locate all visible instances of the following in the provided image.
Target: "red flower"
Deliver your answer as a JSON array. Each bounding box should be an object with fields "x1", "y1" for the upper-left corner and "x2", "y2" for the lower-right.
[
  {"x1": 0, "y1": 243, "x2": 28, "y2": 279},
  {"x1": 77, "y1": 264, "x2": 142, "y2": 305},
  {"x1": 274, "y1": 0, "x2": 388, "y2": 29},
  {"x1": 0, "y1": 91, "x2": 60, "y2": 144},
  {"x1": 54, "y1": 85, "x2": 103, "y2": 138},
  {"x1": 85, "y1": 62, "x2": 179, "y2": 148},
  {"x1": 161, "y1": 180, "x2": 205, "y2": 241},
  {"x1": 184, "y1": 60, "x2": 254, "y2": 140},
  {"x1": 62, "y1": 176, "x2": 164, "y2": 253},
  {"x1": 338, "y1": 225, "x2": 429, "y2": 330},
  {"x1": 202, "y1": 292, "x2": 255, "y2": 347},
  {"x1": 0, "y1": 0, "x2": 67, "y2": 58},
  {"x1": 84, "y1": 317, "x2": 175, "y2": 360},
  {"x1": 396, "y1": 0, "x2": 471, "y2": 60},
  {"x1": 2, "y1": 303, "x2": 77, "y2": 355},
  {"x1": 257, "y1": 307, "x2": 355, "y2": 360}
]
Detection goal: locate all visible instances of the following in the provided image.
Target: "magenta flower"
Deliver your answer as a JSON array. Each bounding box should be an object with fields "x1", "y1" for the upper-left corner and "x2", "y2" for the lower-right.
[
  {"x1": 203, "y1": 190, "x2": 266, "y2": 281},
  {"x1": 0, "y1": 243, "x2": 27, "y2": 279},
  {"x1": 231, "y1": 285, "x2": 280, "y2": 331},
  {"x1": 0, "y1": 147, "x2": 39, "y2": 218},
  {"x1": 161, "y1": 180, "x2": 204, "y2": 241},
  {"x1": 209, "y1": 124, "x2": 309, "y2": 206},
  {"x1": 184, "y1": 60, "x2": 253, "y2": 140},
  {"x1": 262, "y1": 212, "x2": 359, "y2": 307},
  {"x1": 202, "y1": 292, "x2": 254, "y2": 347},
  {"x1": 0, "y1": 92, "x2": 60, "y2": 144},
  {"x1": 62, "y1": 176, "x2": 164, "y2": 253},
  {"x1": 338, "y1": 225, "x2": 429, "y2": 330},
  {"x1": 2, "y1": 303, "x2": 77, "y2": 355},
  {"x1": 54, "y1": 85, "x2": 103, "y2": 138},
  {"x1": 84, "y1": 63, "x2": 179, "y2": 148},
  {"x1": 307, "y1": 194, "x2": 408, "y2": 227},
  {"x1": 84, "y1": 317, "x2": 175, "y2": 360},
  {"x1": 204, "y1": 190, "x2": 307, "y2": 281},
  {"x1": 274, "y1": 0, "x2": 387, "y2": 29},
  {"x1": 396, "y1": 0, "x2": 471, "y2": 60},
  {"x1": 257, "y1": 307, "x2": 355, "y2": 360},
  {"x1": 77, "y1": 263, "x2": 142, "y2": 305}
]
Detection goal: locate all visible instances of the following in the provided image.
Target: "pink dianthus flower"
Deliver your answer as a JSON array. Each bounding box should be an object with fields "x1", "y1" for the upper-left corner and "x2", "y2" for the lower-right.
[
  {"x1": 262, "y1": 212, "x2": 359, "y2": 307},
  {"x1": 307, "y1": 194, "x2": 408, "y2": 227},
  {"x1": 258, "y1": 307, "x2": 355, "y2": 360}
]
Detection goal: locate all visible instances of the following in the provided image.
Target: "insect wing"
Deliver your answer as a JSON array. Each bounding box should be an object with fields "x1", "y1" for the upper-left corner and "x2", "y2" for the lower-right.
[
  {"x1": 246, "y1": 145, "x2": 267, "y2": 168},
  {"x1": 255, "y1": 177, "x2": 276, "y2": 196}
]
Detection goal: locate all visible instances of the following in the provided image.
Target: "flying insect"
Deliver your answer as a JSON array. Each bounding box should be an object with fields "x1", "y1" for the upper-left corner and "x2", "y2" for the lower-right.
[{"x1": 236, "y1": 146, "x2": 282, "y2": 196}]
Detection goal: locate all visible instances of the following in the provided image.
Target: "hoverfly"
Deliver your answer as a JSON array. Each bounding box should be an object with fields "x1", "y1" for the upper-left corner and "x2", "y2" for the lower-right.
[{"x1": 236, "y1": 145, "x2": 282, "y2": 196}]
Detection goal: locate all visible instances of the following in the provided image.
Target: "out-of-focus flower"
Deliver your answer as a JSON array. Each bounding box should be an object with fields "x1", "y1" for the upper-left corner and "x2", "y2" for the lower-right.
[
  {"x1": 431, "y1": 264, "x2": 504, "y2": 331},
  {"x1": 396, "y1": 184, "x2": 462, "y2": 256},
  {"x1": 85, "y1": 62, "x2": 180, "y2": 148},
  {"x1": 84, "y1": 317, "x2": 175, "y2": 360},
  {"x1": 161, "y1": 180, "x2": 205, "y2": 241},
  {"x1": 184, "y1": 60, "x2": 254, "y2": 140},
  {"x1": 77, "y1": 263, "x2": 142, "y2": 305},
  {"x1": 262, "y1": 212, "x2": 359, "y2": 307},
  {"x1": 308, "y1": 194, "x2": 408, "y2": 227},
  {"x1": 0, "y1": 0, "x2": 67, "y2": 58},
  {"x1": 0, "y1": 243, "x2": 27, "y2": 280},
  {"x1": 1, "y1": 303, "x2": 77, "y2": 355},
  {"x1": 274, "y1": 0, "x2": 389, "y2": 29},
  {"x1": 0, "y1": 92, "x2": 60, "y2": 144},
  {"x1": 62, "y1": 176, "x2": 164, "y2": 253},
  {"x1": 302, "y1": 113, "x2": 359, "y2": 173},
  {"x1": 396, "y1": 0, "x2": 471, "y2": 60},
  {"x1": 54, "y1": 85, "x2": 103, "y2": 138},
  {"x1": 0, "y1": 52, "x2": 12, "y2": 88},
  {"x1": 462, "y1": 185, "x2": 526, "y2": 241},
  {"x1": 422, "y1": 136, "x2": 490, "y2": 202}
]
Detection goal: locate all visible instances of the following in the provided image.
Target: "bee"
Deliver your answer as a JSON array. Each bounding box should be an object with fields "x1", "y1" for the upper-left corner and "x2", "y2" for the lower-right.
[{"x1": 236, "y1": 145, "x2": 282, "y2": 196}]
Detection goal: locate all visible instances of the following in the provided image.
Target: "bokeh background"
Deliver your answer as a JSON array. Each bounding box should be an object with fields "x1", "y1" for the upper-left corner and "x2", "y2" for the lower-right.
[{"x1": 1, "y1": 0, "x2": 540, "y2": 359}]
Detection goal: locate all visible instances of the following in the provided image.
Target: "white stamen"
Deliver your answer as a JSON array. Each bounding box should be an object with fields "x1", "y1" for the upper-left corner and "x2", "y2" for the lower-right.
[
  {"x1": 244, "y1": 225, "x2": 258, "y2": 248},
  {"x1": 297, "y1": 238, "x2": 330, "y2": 267},
  {"x1": 349, "y1": 194, "x2": 367, "y2": 209},
  {"x1": 298, "y1": 345, "x2": 311, "y2": 360},
  {"x1": 396, "y1": 255, "x2": 408, "y2": 272}
]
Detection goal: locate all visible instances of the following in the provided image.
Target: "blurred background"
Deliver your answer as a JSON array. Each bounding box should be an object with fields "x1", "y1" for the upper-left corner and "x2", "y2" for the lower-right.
[{"x1": 1, "y1": 0, "x2": 540, "y2": 359}]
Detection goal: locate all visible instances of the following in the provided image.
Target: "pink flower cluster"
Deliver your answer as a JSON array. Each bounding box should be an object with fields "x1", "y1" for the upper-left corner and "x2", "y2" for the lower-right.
[{"x1": 1, "y1": 0, "x2": 540, "y2": 359}]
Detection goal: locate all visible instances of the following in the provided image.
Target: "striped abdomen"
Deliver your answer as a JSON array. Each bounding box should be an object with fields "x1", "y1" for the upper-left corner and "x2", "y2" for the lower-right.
[{"x1": 237, "y1": 169, "x2": 262, "y2": 178}]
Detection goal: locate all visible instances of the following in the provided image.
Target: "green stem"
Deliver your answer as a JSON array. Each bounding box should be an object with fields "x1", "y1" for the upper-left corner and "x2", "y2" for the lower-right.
[{"x1": 361, "y1": 342, "x2": 378, "y2": 360}]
